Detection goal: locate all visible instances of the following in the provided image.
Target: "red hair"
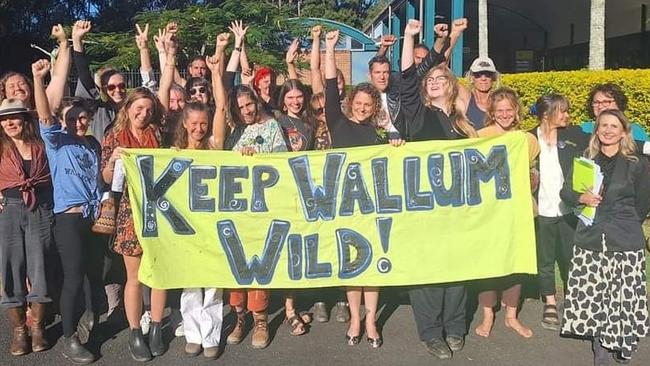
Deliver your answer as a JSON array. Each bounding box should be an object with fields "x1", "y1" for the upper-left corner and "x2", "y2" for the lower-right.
[{"x1": 253, "y1": 67, "x2": 276, "y2": 94}]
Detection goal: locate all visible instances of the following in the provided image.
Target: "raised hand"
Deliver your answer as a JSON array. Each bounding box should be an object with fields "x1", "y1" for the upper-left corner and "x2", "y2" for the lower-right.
[
  {"x1": 404, "y1": 19, "x2": 421, "y2": 36},
  {"x1": 72, "y1": 20, "x2": 92, "y2": 42},
  {"x1": 325, "y1": 30, "x2": 339, "y2": 50},
  {"x1": 206, "y1": 55, "x2": 219, "y2": 73},
  {"x1": 241, "y1": 67, "x2": 254, "y2": 86},
  {"x1": 380, "y1": 34, "x2": 397, "y2": 48},
  {"x1": 51, "y1": 24, "x2": 67, "y2": 44},
  {"x1": 32, "y1": 59, "x2": 51, "y2": 80},
  {"x1": 311, "y1": 25, "x2": 322, "y2": 39},
  {"x1": 215, "y1": 32, "x2": 230, "y2": 49},
  {"x1": 228, "y1": 20, "x2": 249, "y2": 46},
  {"x1": 153, "y1": 28, "x2": 166, "y2": 54},
  {"x1": 451, "y1": 18, "x2": 468, "y2": 35},
  {"x1": 286, "y1": 39, "x2": 299, "y2": 64},
  {"x1": 165, "y1": 22, "x2": 179, "y2": 35},
  {"x1": 135, "y1": 23, "x2": 149, "y2": 50},
  {"x1": 163, "y1": 30, "x2": 178, "y2": 56},
  {"x1": 434, "y1": 23, "x2": 449, "y2": 39}
]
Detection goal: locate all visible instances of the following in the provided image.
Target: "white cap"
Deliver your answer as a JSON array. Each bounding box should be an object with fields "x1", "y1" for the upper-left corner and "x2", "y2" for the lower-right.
[{"x1": 469, "y1": 57, "x2": 497, "y2": 73}]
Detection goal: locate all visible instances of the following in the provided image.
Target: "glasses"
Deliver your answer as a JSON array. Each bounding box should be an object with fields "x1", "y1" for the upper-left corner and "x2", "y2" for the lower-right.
[
  {"x1": 190, "y1": 86, "x2": 207, "y2": 95},
  {"x1": 312, "y1": 106, "x2": 324, "y2": 115},
  {"x1": 106, "y1": 83, "x2": 126, "y2": 92},
  {"x1": 426, "y1": 76, "x2": 449, "y2": 84},
  {"x1": 473, "y1": 71, "x2": 495, "y2": 79},
  {"x1": 592, "y1": 99, "x2": 615, "y2": 107}
]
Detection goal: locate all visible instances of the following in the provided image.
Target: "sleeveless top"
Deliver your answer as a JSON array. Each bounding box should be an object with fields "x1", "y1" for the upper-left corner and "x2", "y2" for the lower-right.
[{"x1": 467, "y1": 94, "x2": 486, "y2": 130}]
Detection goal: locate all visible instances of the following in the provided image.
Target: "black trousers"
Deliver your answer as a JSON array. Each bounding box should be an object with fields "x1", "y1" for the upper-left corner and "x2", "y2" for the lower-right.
[
  {"x1": 408, "y1": 284, "x2": 467, "y2": 342},
  {"x1": 54, "y1": 213, "x2": 105, "y2": 337},
  {"x1": 535, "y1": 215, "x2": 577, "y2": 297}
]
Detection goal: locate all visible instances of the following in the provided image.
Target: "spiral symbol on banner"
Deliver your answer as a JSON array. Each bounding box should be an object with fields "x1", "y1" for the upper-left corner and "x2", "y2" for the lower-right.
[
  {"x1": 172, "y1": 162, "x2": 183, "y2": 172},
  {"x1": 222, "y1": 227, "x2": 232, "y2": 237},
  {"x1": 229, "y1": 200, "x2": 240, "y2": 209},
  {"x1": 158, "y1": 200, "x2": 170, "y2": 211},
  {"x1": 305, "y1": 197, "x2": 315, "y2": 209},
  {"x1": 347, "y1": 168, "x2": 358, "y2": 180},
  {"x1": 430, "y1": 167, "x2": 443, "y2": 186},
  {"x1": 377, "y1": 257, "x2": 391, "y2": 273},
  {"x1": 146, "y1": 220, "x2": 156, "y2": 231}
]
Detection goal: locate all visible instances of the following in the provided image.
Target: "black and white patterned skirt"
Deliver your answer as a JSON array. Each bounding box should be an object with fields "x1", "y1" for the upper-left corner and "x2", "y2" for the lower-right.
[{"x1": 561, "y1": 243, "x2": 649, "y2": 359}]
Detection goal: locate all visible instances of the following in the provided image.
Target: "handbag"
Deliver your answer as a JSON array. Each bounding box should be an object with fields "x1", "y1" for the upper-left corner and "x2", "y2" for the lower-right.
[{"x1": 91, "y1": 195, "x2": 117, "y2": 235}]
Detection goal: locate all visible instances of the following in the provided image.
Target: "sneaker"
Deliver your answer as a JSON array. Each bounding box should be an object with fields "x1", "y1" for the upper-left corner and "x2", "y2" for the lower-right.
[
  {"x1": 334, "y1": 302, "x2": 350, "y2": 323},
  {"x1": 140, "y1": 311, "x2": 152, "y2": 336},
  {"x1": 445, "y1": 335, "x2": 465, "y2": 352},
  {"x1": 313, "y1": 302, "x2": 329, "y2": 323},
  {"x1": 424, "y1": 337, "x2": 452, "y2": 360},
  {"x1": 175, "y1": 321, "x2": 185, "y2": 337}
]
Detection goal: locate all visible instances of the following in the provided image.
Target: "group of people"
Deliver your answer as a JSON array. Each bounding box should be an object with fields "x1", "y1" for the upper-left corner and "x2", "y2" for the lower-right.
[{"x1": 0, "y1": 16, "x2": 648, "y2": 366}]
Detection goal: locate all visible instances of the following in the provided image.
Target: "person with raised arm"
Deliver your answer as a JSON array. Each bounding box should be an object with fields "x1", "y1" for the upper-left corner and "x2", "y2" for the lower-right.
[
  {"x1": 324, "y1": 29, "x2": 400, "y2": 349},
  {"x1": 0, "y1": 23, "x2": 70, "y2": 112},
  {"x1": 72, "y1": 20, "x2": 125, "y2": 140},
  {"x1": 399, "y1": 19, "x2": 474, "y2": 360},
  {"x1": 33, "y1": 57, "x2": 104, "y2": 364}
]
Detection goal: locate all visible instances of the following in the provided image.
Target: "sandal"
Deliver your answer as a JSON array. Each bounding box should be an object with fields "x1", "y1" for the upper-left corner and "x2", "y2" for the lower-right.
[
  {"x1": 541, "y1": 304, "x2": 560, "y2": 330},
  {"x1": 286, "y1": 312, "x2": 310, "y2": 336}
]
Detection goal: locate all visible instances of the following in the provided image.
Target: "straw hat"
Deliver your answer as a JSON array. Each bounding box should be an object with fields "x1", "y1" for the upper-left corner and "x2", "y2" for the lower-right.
[{"x1": 0, "y1": 98, "x2": 36, "y2": 118}]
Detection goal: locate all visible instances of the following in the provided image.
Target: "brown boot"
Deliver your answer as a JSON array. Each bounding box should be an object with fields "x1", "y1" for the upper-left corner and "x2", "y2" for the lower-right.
[
  {"x1": 226, "y1": 310, "x2": 247, "y2": 345},
  {"x1": 7, "y1": 306, "x2": 30, "y2": 356},
  {"x1": 251, "y1": 312, "x2": 269, "y2": 349},
  {"x1": 29, "y1": 303, "x2": 50, "y2": 352}
]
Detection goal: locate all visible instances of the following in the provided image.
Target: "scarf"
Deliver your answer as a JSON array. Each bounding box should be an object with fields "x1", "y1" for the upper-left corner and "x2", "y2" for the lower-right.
[
  {"x1": 0, "y1": 143, "x2": 51, "y2": 210},
  {"x1": 116, "y1": 125, "x2": 160, "y2": 148}
]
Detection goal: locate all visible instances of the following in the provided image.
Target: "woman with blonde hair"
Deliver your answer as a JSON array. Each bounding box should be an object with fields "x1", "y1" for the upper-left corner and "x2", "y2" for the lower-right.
[
  {"x1": 100, "y1": 87, "x2": 165, "y2": 362},
  {"x1": 398, "y1": 19, "x2": 474, "y2": 360},
  {"x1": 560, "y1": 109, "x2": 650, "y2": 364},
  {"x1": 474, "y1": 87, "x2": 538, "y2": 339}
]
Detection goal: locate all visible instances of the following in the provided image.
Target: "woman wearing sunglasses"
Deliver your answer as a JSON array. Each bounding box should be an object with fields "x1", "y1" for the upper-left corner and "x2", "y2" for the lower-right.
[
  {"x1": 458, "y1": 56, "x2": 501, "y2": 130},
  {"x1": 72, "y1": 20, "x2": 126, "y2": 142}
]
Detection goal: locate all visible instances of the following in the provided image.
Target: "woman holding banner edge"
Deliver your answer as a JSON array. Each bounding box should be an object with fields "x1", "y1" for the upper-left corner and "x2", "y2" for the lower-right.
[{"x1": 100, "y1": 89, "x2": 166, "y2": 361}]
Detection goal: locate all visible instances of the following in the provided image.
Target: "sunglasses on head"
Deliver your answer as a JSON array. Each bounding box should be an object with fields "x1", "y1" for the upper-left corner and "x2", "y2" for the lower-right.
[
  {"x1": 190, "y1": 86, "x2": 207, "y2": 95},
  {"x1": 106, "y1": 83, "x2": 126, "y2": 92}
]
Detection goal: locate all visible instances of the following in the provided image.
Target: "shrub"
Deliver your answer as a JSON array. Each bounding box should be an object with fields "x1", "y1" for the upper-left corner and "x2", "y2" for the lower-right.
[{"x1": 500, "y1": 69, "x2": 650, "y2": 130}]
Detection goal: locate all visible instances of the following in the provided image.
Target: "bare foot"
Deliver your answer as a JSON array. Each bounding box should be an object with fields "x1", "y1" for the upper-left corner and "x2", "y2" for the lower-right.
[
  {"x1": 505, "y1": 317, "x2": 533, "y2": 338},
  {"x1": 475, "y1": 311, "x2": 494, "y2": 338}
]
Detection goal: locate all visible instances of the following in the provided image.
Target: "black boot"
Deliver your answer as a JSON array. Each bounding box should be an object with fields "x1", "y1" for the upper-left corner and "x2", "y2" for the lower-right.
[
  {"x1": 149, "y1": 321, "x2": 165, "y2": 357},
  {"x1": 61, "y1": 334, "x2": 95, "y2": 364},
  {"x1": 592, "y1": 338, "x2": 610, "y2": 366},
  {"x1": 128, "y1": 328, "x2": 152, "y2": 362}
]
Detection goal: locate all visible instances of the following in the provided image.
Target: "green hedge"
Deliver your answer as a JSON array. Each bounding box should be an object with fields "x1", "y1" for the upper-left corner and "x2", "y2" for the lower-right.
[{"x1": 499, "y1": 69, "x2": 650, "y2": 130}]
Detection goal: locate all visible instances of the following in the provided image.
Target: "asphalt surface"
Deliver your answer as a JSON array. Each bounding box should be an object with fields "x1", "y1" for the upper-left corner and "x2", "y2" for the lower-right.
[{"x1": 0, "y1": 291, "x2": 648, "y2": 366}]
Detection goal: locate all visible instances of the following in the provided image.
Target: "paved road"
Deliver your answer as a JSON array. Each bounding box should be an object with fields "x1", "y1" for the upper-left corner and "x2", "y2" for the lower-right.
[{"x1": 1, "y1": 292, "x2": 648, "y2": 366}]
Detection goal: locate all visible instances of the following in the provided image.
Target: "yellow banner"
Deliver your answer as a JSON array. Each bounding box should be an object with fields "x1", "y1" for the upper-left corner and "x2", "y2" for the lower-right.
[{"x1": 123, "y1": 131, "x2": 536, "y2": 289}]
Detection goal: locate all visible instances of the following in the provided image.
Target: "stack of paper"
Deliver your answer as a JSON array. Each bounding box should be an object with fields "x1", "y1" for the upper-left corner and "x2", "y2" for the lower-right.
[{"x1": 572, "y1": 157, "x2": 604, "y2": 226}]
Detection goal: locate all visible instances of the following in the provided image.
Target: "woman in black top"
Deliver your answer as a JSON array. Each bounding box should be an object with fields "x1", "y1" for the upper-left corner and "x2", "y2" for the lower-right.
[
  {"x1": 560, "y1": 109, "x2": 650, "y2": 365},
  {"x1": 399, "y1": 19, "x2": 476, "y2": 360},
  {"x1": 324, "y1": 29, "x2": 385, "y2": 348}
]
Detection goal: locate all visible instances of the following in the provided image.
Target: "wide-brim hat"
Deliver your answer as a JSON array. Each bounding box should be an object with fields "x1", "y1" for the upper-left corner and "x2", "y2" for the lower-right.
[{"x1": 0, "y1": 98, "x2": 36, "y2": 118}]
